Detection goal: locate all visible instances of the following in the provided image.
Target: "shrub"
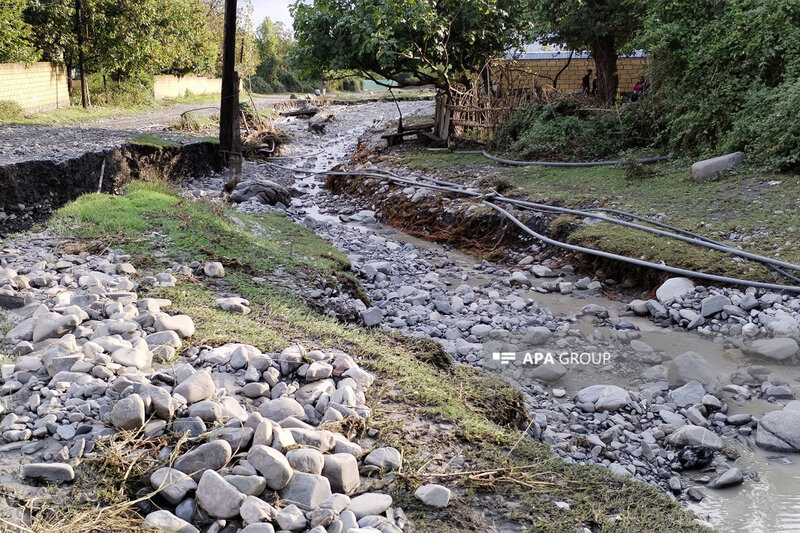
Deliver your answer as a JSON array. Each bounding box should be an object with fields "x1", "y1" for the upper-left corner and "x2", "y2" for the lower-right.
[
  {"x1": 492, "y1": 98, "x2": 653, "y2": 161},
  {"x1": 87, "y1": 72, "x2": 155, "y2": 107},
  {"x1": 723, "y1": 79, "x2": 800, "y2": 172},
  {"x1": 0, "y1": 100, "x2": 25, "y2": 121},
  {"x1": 249, "y1": 75, "x2": 273, "y2": 94}
]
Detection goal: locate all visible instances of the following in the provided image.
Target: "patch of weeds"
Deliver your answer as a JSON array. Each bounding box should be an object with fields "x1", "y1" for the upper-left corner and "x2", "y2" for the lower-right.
[
  {"x1": 0, "y1": 100, "x2": 26, "y2": 122},
  {"x1": 624, "y1": 162, "x2": 662, "y2": 182},
  {"x1": 172, "y1": 112, "x2": 201, "y2": 132},
  {"x1": 128, "y1": 134, "x2": 181, "y2": 148}
]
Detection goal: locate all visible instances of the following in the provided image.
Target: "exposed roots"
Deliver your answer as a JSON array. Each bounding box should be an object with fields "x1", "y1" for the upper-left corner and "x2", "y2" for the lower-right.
[{"x1": 326, "y1": 173, "x2": 528, "y2": 260}]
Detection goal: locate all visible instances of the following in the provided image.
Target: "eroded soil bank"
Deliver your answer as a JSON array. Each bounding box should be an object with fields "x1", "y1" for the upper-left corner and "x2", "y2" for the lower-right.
[{"x1": 0, "y1": 141, "x2": 222, "y2": 236}]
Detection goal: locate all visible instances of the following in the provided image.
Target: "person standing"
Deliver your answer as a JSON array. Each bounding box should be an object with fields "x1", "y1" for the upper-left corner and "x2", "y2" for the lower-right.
[{"x1": 582, "y1": 69, "x2": 592, "y2": 95}]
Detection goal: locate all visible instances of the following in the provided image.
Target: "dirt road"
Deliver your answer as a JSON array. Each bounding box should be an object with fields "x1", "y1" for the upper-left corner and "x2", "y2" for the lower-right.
[{"x1": 0, "y1": 94, "x2": 291, "y2": 166}]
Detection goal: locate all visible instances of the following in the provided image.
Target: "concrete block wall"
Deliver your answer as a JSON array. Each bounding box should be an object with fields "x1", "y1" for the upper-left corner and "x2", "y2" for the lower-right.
[
  {"x1": 153, "y1": 75, "x2": 225, "y2": 100},
  {"x1": 0, "y1": 62, "x2": 69, "y2": 112},
  {"x1": 504, "y1": 57, "x2": 648, "y2": 95}
]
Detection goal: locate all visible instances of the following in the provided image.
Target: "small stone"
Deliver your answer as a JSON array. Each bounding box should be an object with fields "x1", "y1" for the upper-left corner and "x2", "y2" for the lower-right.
[
  {"x1": 361, "y1": 307, "x2": 383, "y2": 327},
  {"x1": 414, "y1": 484, "x2": 451, "y2": 508},
  {"x1": 247, "y1": 444, "x2": 293, "y2": 490},
  {"x1": 708, "y1": 468, "x2": 743, "y2": 489},
  {"x1": 279, "y1": 471, "x2": 332, "y2": 509},
  {"x1": 204, "y1": 262, "x2": 225, "y2": 278},
  {"x1": 195, "y1": 469, "x2": 245, "y2": 518},
  {"x1": 174, "y1": 370, "x2": 215, "y2": 404},
  {"x1": 150, "y1": 467, "x2": 198, "y2": 504},
  {"x1": 347, "y1": 492, "x2": 393, "y2": 519},
  {"x1": 276, "y1": 504, "x2": 306, "y2": 530},
  {"x1": 22, "y1": 463, "x2": 75, "y2": 483},
  {"x1": 111, "y1": 394, "x2": 145, "y2": 431},
  {"x1": 174, "y1": 440, "x2": 232, "y2": 481},
  {"x1": 364, "y1": 447, "x2": 402, "y2": 471},
  {"x1": 155, "y1": 315, "x2": 195, "y2": 338},
  {"x1": 322, "y1": 453, "x2": 360, "y2": 494},
  {"x1": 239, "y1": 495, "x2": 277, "y2": 524},
  {"x1": 144, "y1": 510, "x2": 199, "y2": 533}
]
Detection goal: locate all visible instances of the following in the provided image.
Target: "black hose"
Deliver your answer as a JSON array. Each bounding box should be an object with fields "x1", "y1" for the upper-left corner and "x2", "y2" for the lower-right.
[
  {"x1": 483, "y1": 201, "x2": 800, "y2": 293},
  {"x1": 266, "y1": 162, "x2": 800, "y2": 291}
]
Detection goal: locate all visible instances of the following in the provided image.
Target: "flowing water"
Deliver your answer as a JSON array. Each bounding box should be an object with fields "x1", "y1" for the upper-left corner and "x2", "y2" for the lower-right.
[{"x1": 279, "y1": 101, "x2": 800, "y2": 532}]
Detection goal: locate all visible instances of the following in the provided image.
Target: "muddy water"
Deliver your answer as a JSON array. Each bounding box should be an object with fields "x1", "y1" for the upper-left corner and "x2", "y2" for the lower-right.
[
  {"x1": 282, "y1": 102, "x2": 800, "y2": 532},
  {"x1": 310, "y1": 202, "x2": 800, "y2": 532}
]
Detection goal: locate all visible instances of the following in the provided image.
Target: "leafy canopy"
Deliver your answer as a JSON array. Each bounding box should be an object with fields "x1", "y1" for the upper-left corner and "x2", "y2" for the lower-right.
[
  {"x1": 0, "y1": 0, "x2": 41, "y2": 63},
  {"x1": 291, "y1": 0, "x2": 533, "y2": 93}
]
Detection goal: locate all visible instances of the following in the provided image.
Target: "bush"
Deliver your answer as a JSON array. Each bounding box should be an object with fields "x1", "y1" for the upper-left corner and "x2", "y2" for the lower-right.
[
  {"x1": 723, "y1": 79, "x2": 800, "y2": 172},
  {"x1": 340, "y1": 78, "x2": 363, "y2": 92},
  {"x1": 640, "y1": 0, "x2": 800, "y2": 170},
  {"x1": 85, "y1": 72, "x2": 155, "y2": 107},
  {"x1": 0, "y1": 100, "x2": 25, "y2": 121},
  {"x1": 492, "y1": 98, "x2": 654, "y2": 161},
  {"x1": 249, "y1": 75, "x2": 273, "y2": 94}
]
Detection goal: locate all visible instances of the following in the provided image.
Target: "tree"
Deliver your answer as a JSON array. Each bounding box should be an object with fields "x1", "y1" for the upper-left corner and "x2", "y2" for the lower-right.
[
  {"x1": 530, "y1": 0, "x2": 645, "y2": 102},
  {"x1": 89, "y1": 0, "x2": 217, "y2": 76},
  {"x1": 291, "y1": 0, "x2": 533, "y2": 98},
  {"x1": 0, "y1": 0, "x2": 41, "y2": 63}
]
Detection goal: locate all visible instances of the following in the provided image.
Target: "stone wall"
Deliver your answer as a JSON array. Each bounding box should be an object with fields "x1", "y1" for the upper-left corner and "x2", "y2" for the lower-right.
[
  {"x1": 505, "y1": 57, "x2": 648, "y2": 94},
  {"x1": 153, "y1": 75, "x2": 226, "y2": 100},
  {"x1": 0, "y1": 62, "x2": 69, "y2": 112}
]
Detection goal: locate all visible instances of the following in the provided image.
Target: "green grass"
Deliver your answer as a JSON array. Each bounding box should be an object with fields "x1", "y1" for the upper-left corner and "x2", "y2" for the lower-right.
[
  {"x1": 35, "y1": 181, "x2": 708, "y2": 532},
  {"x1": 393, "y1": 150, "x2": 800, "y2": 282},
  {"x1": 0, "y1": 92, "x2": 225, "y2": 127},
  {"x1": 128, "y1": 134, "x2": 181, "y2": 148}
]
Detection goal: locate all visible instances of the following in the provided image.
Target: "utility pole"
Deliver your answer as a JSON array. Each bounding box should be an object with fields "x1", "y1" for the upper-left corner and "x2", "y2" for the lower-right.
[
  {"x1": 220, "y1": 0, "x2": 241, "y2": 191},
  {"x1": 74, "y1": 0, "x2": 90, "y2": 108}
]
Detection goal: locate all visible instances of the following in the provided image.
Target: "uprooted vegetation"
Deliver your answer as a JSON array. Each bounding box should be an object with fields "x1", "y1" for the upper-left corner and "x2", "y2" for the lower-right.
[{"x1": 0, "y1": 181, "x2": 707, "y2": 532}]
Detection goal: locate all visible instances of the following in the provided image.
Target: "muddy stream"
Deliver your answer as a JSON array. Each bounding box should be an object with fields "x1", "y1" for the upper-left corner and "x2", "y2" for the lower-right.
[
  {"x1": 3, "y1": 100, "x2": 797, "y2": 531},
  {"x1": 259, "y1": 101, "x2": 800, "y2": 533}
]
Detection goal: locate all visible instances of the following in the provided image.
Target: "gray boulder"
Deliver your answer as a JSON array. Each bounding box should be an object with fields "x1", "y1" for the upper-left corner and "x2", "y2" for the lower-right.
[
  {"x1": 111, "y1": 394, "x2": 145, "y2": 431},
  {"x1": 748, "y1": 338, "x2": 799, "y2": 362},
  {"x1": 22, "y1": 463, "x2": 75, "y2": 483},
  {"x1": 150, "y1": 467, "x2": 197, "y2": 504},
  {"x1": 414, "y1": 484, "x2": 451, "y2": 508},
  {"x1": 230, "y1": 179, "x2": 291, "y2": 206},
  {"x1": 667, "y1": 352, "x2": 720, "y2": 388},
  {"x1": 756, "y1": 408, "x2": 800, "y2": 452},
  {"x1": 144, "y1": 510, "x2": 199, "y2": 533},
  {"x1": 247, "y1": 444, "x2": 293, "y2": 490},
  {"x1": 196, "y1": 470, "x2": 245, "y2": 518},
  {"x1": 279, "y1": 472, "x2": 332, "y2": 509},
  {"x1": 174, "y1": 440, "x2": 232, "y2": 481},
  {"x1": 655, "y1": 278, "x2": 695, "y2": 303},
  {"x1": 667, "y1": 425, "x2": 723, "y2": 450},
  {"x1": 708, "y1": 468, "x2": 743, "y2": 489},
  {"x1": 174, "y1": 370, "x2": 215, "y2": 404}
]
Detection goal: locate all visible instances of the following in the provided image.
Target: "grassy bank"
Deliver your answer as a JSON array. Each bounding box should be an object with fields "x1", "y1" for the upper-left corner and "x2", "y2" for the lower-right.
[
  {"x1": 392, "y1": 150, "x2": 800, "y2": 282},
  {"x1": 26, "y1": 182, "x2": 707, "y2": 532}
]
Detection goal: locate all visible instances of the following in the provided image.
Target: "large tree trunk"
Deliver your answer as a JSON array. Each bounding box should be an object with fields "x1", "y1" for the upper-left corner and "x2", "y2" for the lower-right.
[{"x1": 592, "y1": 34, "x2": 618, "y2": 103}]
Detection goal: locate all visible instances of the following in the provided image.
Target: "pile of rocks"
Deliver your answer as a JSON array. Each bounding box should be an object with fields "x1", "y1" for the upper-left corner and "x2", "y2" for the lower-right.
[
  {"x1": 0, "y1": 234, "x2": 453, "y2": 532},
  {"x1": 622, "y1": 277, "x2": 800, "y2": 356},
  {"x1": 509, "y1": 348, "x2": 800, "y2": 503}
]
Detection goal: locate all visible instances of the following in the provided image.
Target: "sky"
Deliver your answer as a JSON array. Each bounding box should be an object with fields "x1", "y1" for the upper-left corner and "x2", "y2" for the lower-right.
[{"x1": 251, "y1": 0, "x2": 294, "y2": 31}]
